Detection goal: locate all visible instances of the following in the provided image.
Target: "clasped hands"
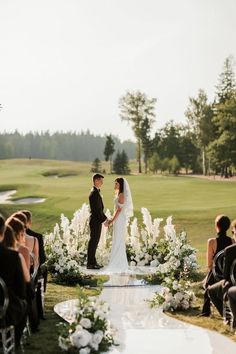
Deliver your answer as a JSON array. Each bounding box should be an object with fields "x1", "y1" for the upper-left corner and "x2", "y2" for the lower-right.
[{"x1": 104, "y1": 218, "x2": 113, "y2": 227}]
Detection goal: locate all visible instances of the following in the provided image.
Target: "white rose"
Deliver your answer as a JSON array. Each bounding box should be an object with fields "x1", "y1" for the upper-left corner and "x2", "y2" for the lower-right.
[
  {"x1": 130, "y1": 261, "x2": 136, "y2": 267},
  {"x1": 80, "y1": 318, "x2": 92, "y2": 329},
  {"x1": 58, "y1": 335, "x2": 69, "y2": 351},
  {"x1": 79, "y1": 347, "x2": 91, "y2": 354},
  {"x1": 181, "y1": 300, "x2": 190, "y2": 310},
  {"x1": 174, "y1": 292, "x2": 184, "y2": 303},
  {"x1": 172, "y1": 281, "x2": 179, "y2": 290},
  {"x1": 150, "y1": 259, "x2": 158, "y2": 267},
  {"x1": 93, "y1": 330, "x2": 104, "y2": 345},
  {"x1": 70, "y1": 329, "x2": 92, "y2": 348},
  {"x1": 89, "y1": 331, "x2": 103, "y2": 351}
]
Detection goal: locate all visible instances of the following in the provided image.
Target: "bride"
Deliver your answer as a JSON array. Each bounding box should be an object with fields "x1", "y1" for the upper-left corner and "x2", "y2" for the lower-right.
[{"x1": 105, "y1": 177, "x2": 133, "y2": 272}]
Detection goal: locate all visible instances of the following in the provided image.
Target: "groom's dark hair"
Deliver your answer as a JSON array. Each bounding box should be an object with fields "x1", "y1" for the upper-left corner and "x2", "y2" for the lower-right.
[
  {"x1": 115, "y1": 177, "x2": 124, "y2": 193},
  {"x1": 93, "y1": 173, "x2": 104, "y2": 183}
]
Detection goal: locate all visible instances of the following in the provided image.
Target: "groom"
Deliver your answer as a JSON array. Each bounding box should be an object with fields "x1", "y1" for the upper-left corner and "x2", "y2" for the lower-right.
[{"x1": 87, "y1": 173, "x2": 108, "y2": 269}]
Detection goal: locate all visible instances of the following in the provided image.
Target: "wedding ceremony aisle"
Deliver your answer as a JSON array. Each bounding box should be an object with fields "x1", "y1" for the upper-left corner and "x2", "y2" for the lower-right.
[{"x1": 54, "y1": 274, "x2": 236, "y2": 354}]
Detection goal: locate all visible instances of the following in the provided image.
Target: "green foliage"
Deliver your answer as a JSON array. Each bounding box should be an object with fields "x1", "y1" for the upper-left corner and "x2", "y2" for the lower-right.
[
  {"x1": 119, "y1": 90, "x2": 156, "y2": 173},
  {"x1": 149, "y1": 152, "x2": 161, "y2": 173},
  {"x1": 113, "y1": 150, "x2": 130, "y2": 175},
  {"x1": 104, "y1": 135, "x2": 115, "y2": 174},
  {"x1": 0, "y1": 131, "x2": 136, "y2": 161},
  {"x1": 91, "y1": 158, "x2": 102, "y2": 173}
]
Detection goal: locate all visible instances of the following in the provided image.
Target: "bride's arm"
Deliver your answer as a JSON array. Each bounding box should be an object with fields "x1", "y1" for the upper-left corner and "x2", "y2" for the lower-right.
[{"x1": 110, "y1": 194, "x2": 124, "y2": 224}]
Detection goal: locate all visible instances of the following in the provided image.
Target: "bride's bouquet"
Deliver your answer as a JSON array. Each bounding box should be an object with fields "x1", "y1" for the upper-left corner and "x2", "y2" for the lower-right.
[{"x1": 58, "y1": 288, "x2": 117, "y2": 353}]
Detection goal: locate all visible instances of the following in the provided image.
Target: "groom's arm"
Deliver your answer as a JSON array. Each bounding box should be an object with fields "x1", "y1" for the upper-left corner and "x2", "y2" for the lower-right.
[{"x1": 89, "y1": 191, "x2": 107, "y2": 223}]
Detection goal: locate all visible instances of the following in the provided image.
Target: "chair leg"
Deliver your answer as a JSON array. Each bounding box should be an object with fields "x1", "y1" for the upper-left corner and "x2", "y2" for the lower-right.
[{"x1": 1, "y1": 326, "x2": 15, "y2": 354}]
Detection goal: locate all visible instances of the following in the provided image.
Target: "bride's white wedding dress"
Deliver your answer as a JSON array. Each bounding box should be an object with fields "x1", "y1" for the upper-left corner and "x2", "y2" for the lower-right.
[
  {"x1": 104, "y1": 178, "x2": 134, "y2": 274},
  {"x1": 105, "y1": 196, "x2": 129, "y2": 272}
]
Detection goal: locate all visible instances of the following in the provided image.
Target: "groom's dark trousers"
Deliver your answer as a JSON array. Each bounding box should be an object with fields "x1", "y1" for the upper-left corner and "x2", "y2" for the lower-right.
[{"x1": 87, "y1": 187, "x2": 107, "y2": 266}]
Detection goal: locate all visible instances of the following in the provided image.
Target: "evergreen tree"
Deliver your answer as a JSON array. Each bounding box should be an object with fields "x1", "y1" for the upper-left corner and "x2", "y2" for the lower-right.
[
  {"x1": 119, "y1": 91, "x2": 156, "y2": 173},
  {"x1": 113, "y1": 150, "x2": 130, "y2": 175},
  {"x1": 215, "y1": 55, "x2": 236, "y2": 104},
  {"x1": 209, "y1": 56, "x2": 236, "y2": 177},
  {"x1": 104, "y1": 135, "x2": 115, "y2": 174},
  {"x1": 90, "y1": 158, "x2": 102, "y2": 173}
]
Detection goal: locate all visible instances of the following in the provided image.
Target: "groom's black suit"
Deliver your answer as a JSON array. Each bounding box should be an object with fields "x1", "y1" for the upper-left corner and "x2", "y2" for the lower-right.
[{"x1": 87, "y1": 186, "x2": 107, "y2": 266}]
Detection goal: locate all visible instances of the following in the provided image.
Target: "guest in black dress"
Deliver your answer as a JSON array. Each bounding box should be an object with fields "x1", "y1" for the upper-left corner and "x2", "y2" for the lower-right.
[
  {"x1": 201, "y1": 215, "x2": 233, "y2": 316},
  {"x1": 0, "y1": 214, "x2": 27, "y2": 348}
]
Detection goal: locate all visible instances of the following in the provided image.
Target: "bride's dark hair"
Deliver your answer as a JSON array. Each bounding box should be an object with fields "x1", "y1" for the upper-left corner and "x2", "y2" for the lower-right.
[{"x1": 115, "y1": 177, "x2": 124, "y2": 194}]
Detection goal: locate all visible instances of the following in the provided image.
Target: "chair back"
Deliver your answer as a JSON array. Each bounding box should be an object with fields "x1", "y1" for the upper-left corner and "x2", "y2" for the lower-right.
[
  {"x1": 212, "y1": 249, "x2": 225, "y2": 281},
  {"x1": 30, "y1": 252, "x2": 39, "y2": 287},
  {"x1": 0, "y1": 277, "x2": 9, "y2": 320},
  {"x1": 230, "y1": 258, "x2": 236, "y2": 285}
]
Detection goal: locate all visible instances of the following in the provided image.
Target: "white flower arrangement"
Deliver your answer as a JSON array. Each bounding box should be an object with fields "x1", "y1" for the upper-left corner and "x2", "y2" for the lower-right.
[
  {"x1": 58, "y1": 288, "x2": 117, "y2": 353},
  {"x1": 149, "y1": 277, "x2": 196, "y2": 312},
  {"x1": 44, "y1": 204, "x2": 198, "y2": 285}
]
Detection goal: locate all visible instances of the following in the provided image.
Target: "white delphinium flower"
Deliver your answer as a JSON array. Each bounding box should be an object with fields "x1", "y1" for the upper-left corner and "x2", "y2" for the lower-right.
[
  {"x1": 164, "y1": 216, "x2": 176, "y2": 241},
  {"x1": 70, "y1": 329, "x2": 92, "y2": 348},
  {"x1": 141, "y1": 229, "x2": 147, "y2": 244},
  {"x1": 141, "y1": 207, "x2": 153, "y2": 236},
  {"x1": 152, "y1": 217, "x2": 163, "y2": 243}
]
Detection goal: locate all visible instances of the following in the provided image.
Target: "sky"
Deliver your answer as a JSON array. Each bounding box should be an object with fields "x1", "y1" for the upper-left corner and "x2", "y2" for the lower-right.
[{"x1": 0, "y1": 0, "x2": 236, "y2": 142}]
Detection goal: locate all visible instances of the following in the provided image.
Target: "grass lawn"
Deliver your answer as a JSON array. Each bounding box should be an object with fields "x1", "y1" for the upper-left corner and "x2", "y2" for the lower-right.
[
  {"x1": 1, "y1": 159, "x2": 236, "y2": 267},
  {"x1": 1, "y1": 159, "x2": 236, "y2": 351}
]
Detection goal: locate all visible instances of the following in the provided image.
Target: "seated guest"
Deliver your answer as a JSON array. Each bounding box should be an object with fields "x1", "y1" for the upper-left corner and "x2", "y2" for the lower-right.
[
  {"x1": 2, "y1": 224, "x2": 30, "y2": 283},
  {"x1": 12, "y1": 212, "x2": 39, "y2": 270},
  {"x1": 0, "y1": 214, "x2": 27, "y2": 349},
  {"x1": 202, "y1": 215, "x2": 233, "y2": 316},
  {"x1": 21, "y1": 210, "x2": 48, "y2": 319},
  {"x1": 208, "y1": 219, "x2": 236, "y2": 328},
  {"x1": 6, "y1": 217, "x2": 31, "y2": 270},
  {"x1": 6, "y1": 216, "x2": 40, "y2": 332},
  {"x1": 21, "y1": 210, "x2": 46, "y2": 265}
]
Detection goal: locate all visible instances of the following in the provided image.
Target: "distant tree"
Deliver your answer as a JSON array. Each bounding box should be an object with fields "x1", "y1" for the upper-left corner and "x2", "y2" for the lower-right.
[
  {"x1": 140, "y1": 117, "x2": 152, "y2": 174},
  {"x1": 90, "y1": 158, "x2": 102, "y2": 173},
  {"x1": 169, "y1": 155, "x2": 180, "y2": 175},
  {"x1": 160, "y1": 158, "x2": 170, "y2": 174},
  {"x1": 119, "y1": 91, "x2": 156, "y2": 173},
  {"x1": 179, "y1": 130, "x2": 200, "y2": 174},
  {"x1": 158, "y1": 121, "x2": 181, "y2": 160},
  {"x1": 215, "y1": 55, "x2": 236, "y2": 104},
  {"x1": 113, "y1": 150, "x2": 130, "y2": 175},
  {"x1": 208, "y1": 56, "x2": 236, "y2": 177},
  {"x1": 185, "y1": 89, "x2": 214, "y2": 175},
  {"x1": 104, "y1": 135, "x2": 115, "y2": 174},
  {"x1": 149, "y1": 152, "x2": 161, "y2": 174}
]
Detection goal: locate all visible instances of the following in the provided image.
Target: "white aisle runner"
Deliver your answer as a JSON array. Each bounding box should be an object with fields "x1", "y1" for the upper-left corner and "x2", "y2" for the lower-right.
[{"x1": 54, "y1": 279, "x2": 236, "y2": 354}]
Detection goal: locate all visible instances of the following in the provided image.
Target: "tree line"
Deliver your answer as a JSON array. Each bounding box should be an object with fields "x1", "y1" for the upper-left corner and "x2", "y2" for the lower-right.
[
  {"x1": 1, "y1": 56, "x2": 236, "y2": 176},
  {"x1": 0, "y1": 130, "x2": 136, "y2": 162},
  {"x1": 115, "y1": 55, "x2": 236, "y2": 176}
]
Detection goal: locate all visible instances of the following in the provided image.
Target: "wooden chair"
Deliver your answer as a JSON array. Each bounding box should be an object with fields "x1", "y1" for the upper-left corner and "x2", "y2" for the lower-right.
[{"x1": 0, "y1": 277, "x2": 15, "y2": 354}]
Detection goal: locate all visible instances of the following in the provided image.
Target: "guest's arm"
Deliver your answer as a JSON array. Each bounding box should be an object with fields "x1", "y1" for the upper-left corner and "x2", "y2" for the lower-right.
[{"x1": 207, "y1": 238, "x2": 216, "y2": 271}]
